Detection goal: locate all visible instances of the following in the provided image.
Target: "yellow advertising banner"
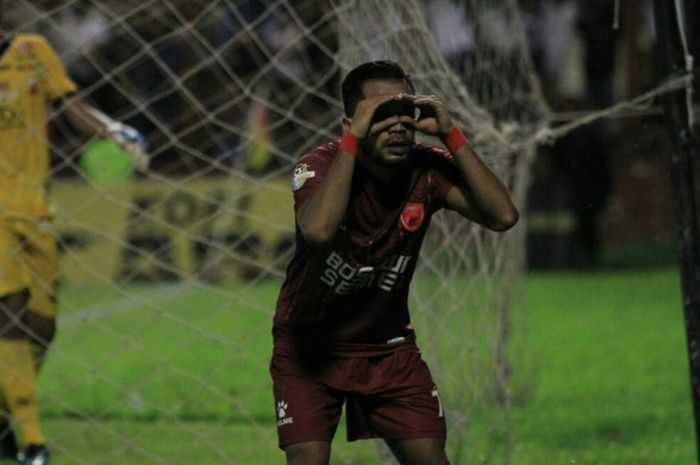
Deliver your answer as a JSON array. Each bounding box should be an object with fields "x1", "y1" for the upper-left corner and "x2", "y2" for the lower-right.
[{"x1": 52, "y1": 176, "x2": 295, "y2": 284}]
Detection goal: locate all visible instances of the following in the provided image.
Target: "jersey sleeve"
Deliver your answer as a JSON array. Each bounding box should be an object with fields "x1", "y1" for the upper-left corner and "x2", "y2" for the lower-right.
[
  {"x1": 291, "y1": 144, "x2": 335, "y2": 212},
  {"x1": 36, "y1": 36, "x2": 77, "y2": 102},
  {"x1": 424, "y1": 146, "x2": 462, "y2": 210}
]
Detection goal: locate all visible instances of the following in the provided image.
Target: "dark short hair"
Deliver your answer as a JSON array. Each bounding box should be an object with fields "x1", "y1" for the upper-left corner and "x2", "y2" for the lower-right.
[{"x1": 341, "y1": 60, "x2": 414, "y2": 117}]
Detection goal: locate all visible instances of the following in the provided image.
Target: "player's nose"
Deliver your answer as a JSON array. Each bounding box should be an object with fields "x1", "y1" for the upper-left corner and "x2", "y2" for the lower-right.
[{"x1": 388, "y1": 117, "x2": 413, "y2": 132}]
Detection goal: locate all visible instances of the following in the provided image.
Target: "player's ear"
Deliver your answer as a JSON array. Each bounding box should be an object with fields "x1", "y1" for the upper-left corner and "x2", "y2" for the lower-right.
[{"x1": 341, "y1": 117, "x2": 352, "y2": 133}]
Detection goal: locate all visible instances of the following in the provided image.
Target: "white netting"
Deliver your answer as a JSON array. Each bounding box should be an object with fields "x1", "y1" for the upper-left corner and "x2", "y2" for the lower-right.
[{"x1": 0, "y1": 1, "x2": 691, "y2": 464}]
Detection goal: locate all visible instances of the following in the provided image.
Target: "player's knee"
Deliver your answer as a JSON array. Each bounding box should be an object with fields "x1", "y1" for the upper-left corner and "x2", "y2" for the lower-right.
[
  {"x1": 386, "y1": 438, "x2": 450, "y2": 465},
  {"x1": 0, "y1": 290, "x2": 30, "y2": 339},
  {"x1": 285, "y1": 441, "x2": 331, "y2": 465},
  {"x1": 429, "y1": 448, "x2": 450, "y2": 465},
  {"x1": 404, "y1": 454, "x2": 450, "y2": 465},
  {"x1": 434, "y1": 456, "x2": 450, "y2": 465}
]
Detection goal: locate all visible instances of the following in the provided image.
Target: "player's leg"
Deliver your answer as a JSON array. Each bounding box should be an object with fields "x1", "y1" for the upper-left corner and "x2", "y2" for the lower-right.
[
  {"x1": 0, "y1": 291, "x2": 22, "y2": 460},
  {"x1": 0, "y1": 404, "x2": 19, "y2": 459},
  {"x1": 270, "y1": 342, "x2": 345, "y2": 465},
  {"x1": 23, "y1": 311, "x2": 56, "y2": 370},
  {"x1": 284, "y1": 441, "x2": 331, "y2": 465},
  {"x1": 346, "y1": 346, "x2": 448, "y2": 464},
  {"x1": 17, "y1": 220, "x2": 59, "y2": 465},
  {"x1": 385, "y1": 437, "x2": 450, "y2": 465},
  {"x1": 0, "y1": 220, "x2": 57, "y2": 463},
  {"x1": 22, "y1": 220, "x2": 60, "y2": 372},
  {"x1": 0, "y1": 220, "x2": 48, "y2": 456},
  {"x1": 0, "y1": 289, "x2": 46, "y2": 449}
]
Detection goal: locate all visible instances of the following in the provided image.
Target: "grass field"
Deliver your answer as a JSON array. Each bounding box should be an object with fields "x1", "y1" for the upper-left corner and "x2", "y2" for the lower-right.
[
  {"x1": 2, "y1": 265, "x2": 694, "y2": 464},
  {"x1": 513, "y1": 268, "x2": 694, "y2": 465}
]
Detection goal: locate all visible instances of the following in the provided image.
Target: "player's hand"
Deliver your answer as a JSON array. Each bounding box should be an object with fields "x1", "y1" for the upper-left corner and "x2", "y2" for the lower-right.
[
  {"x1": 410, "y1": 95, "x2": 455, "y2": 138},
  {"x1": 348, "y1": 94, "x2": 402, "y2": 138},
  {"x1": 104, "y1": 122, "x2": 149, "y2": 171}
]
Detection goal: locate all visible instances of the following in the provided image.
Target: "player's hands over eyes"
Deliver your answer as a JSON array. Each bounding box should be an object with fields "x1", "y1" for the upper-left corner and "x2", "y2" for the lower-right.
[
  {"x1": 410, "y1": 95, "x2": 455, "y2": 138},
  {"x1": 349, "y1": 94, "x2": 408, "y2": 138}
]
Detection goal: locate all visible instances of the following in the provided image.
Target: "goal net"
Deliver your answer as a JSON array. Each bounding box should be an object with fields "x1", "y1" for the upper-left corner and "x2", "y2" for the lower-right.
[{"x1": 4, "y1": 1, "x2": 679, "y2": 464}]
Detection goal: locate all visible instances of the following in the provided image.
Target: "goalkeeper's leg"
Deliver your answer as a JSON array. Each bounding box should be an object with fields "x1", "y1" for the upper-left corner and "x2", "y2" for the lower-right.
[
  {"x1": 0, "y1": 393, "x2": 19, "y2": 458},
  {"x1": 0, "y1": 220, "x2": 58, "y2": 455},
  {"x1": 21, "y1": 222, "x2": 60, "y2": 372},
  {"x1": 24, "y1": 312, "x2": 57, "y2": 371},
  {"x1": 0, "y1": 290, "x2": 46, "y2": 448}
]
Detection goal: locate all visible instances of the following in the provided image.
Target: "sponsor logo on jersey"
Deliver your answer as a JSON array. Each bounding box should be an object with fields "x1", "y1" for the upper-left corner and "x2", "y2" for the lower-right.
[
  {"x1": 276, "y1": 400, "x2": 294, "y2": 426},
  {"x1": 27, "y1": 77, "x2": 39, "y2": 95},
  {"x1": 320, "y1": 250, "x2": 413, "y2": 294},
  {"x1": 0, "y1": 81, "x2": 18, "y2": 102},
  {"x1": 292, "y1": 163, "x2": 315, "y2": 191},
  {"x1": 400, "y1": 202, "x2": 425, "y2": 232}
]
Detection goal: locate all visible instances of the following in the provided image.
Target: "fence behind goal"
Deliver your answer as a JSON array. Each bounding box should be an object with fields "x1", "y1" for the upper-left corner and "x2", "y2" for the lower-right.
[{"x1": 2, "y1": 1, "x2": 547, "y2": 464}]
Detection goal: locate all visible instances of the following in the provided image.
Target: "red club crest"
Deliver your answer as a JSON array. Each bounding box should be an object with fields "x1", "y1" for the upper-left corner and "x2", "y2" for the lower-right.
[{"x1": 400, "y1": 202, "x2": 425, "y2": 232}]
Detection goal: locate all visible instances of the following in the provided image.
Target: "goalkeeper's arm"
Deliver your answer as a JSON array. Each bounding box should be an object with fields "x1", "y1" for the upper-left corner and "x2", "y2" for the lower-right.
[{"x1": 61, "y1": 96, "x2": 149, "y2": 171}]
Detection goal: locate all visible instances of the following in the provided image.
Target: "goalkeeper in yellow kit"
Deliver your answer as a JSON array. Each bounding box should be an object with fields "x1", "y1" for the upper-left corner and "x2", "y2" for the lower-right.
[{"x1": 0, "y1": 15, "x2": 148, "y2": 465}]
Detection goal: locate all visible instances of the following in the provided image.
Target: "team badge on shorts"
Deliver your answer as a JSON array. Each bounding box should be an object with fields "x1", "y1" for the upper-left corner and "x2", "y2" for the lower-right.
[
  {"x1": 400, "y1": 202, "x2": 425, "y2": 232},
  {"x1": 276, "y1": 400, "x2": 294, "y2": 426}
]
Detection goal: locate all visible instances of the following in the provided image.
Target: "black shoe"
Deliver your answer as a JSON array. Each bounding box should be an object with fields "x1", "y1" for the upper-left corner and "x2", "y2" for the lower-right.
[
  {"x1": 17, "y1": 444, "x2": 50, "y2": 465},
  {"x1": 0, "y1": 425, "x2": 18, "y2": 459}
]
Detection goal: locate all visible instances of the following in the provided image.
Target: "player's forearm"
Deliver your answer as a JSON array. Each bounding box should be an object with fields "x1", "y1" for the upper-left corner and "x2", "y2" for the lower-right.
[
  {"x1": 62, "y1": 98, "x2": 115, "y2": 137},
  {"x1": 298, "y1": 153, "x2": 356, "y2": 245},
  {"x1": 61, "y1": 98, "x2": 150, "y2": 171},
  {"x1": 452, "y1": 144, "x2": 519, "y2": 231}
]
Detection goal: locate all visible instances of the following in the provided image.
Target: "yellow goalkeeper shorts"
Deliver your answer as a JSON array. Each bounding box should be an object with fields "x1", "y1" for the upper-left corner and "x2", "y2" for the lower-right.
[{"x1": 0, "y1": 217, "x2": 59, "y2": 317}]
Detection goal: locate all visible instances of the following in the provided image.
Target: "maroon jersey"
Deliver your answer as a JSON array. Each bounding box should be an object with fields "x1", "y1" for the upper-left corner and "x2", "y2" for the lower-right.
[{"x1": 273, "y1": 140, "x2": 460, "y2": 354}]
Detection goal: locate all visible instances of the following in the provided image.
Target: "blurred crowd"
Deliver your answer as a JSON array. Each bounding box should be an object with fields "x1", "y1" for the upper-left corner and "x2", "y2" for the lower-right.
[
  {"x1": 517, "y1": 0, "x2": 661, "y2": 268},
  {"x1": 6, "y1": 0, "x2": 665, "y2": 267},
  {"x1": 427, "y1": 0, "x2": 661, "y2": 268},
  {"x1": 21, "y1": 0, "x2": 339, "y2": 176}
]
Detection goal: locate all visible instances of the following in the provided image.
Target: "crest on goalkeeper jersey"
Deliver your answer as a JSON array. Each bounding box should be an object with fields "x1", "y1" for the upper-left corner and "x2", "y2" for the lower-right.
[
  {"x1": 16, "y1": 40, "x2": 34, "y2": 54},
  {"x1": 292, "y1": 163, "x2": 315, "y2": 191},
  {"x1": 400, "y1": 202, "x2": 425, "y2": 232}
]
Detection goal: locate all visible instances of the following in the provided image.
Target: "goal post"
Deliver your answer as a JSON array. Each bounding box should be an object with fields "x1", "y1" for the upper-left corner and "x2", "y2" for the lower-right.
[{"x1": 651, "y1": 0, "x2": 700, "y2": 462}]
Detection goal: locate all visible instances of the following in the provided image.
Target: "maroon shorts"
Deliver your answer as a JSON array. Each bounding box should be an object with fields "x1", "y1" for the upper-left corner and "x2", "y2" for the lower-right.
[{"x1": 269, "y1": 341, "x2": 446, "y2": 448}]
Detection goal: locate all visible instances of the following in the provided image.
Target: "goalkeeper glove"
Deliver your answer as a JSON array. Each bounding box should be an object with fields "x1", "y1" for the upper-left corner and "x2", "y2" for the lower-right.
[{"x1": 104, "y1": 122, "x2": 149, "y2": 171}]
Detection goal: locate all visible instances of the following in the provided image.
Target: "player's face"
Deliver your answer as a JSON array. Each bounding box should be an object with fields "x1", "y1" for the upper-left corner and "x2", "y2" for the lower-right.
[{"x1": 360, "y1": 79, "x2": 415, "y2": 167}]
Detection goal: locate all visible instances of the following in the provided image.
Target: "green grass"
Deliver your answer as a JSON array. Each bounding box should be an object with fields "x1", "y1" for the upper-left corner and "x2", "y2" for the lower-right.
[
  {"x1": 513, "y1": 269, "x2": 694, "y2": 465},
  {"x1": 1, "y1": 267, "x2": 694, "y2": 464}
]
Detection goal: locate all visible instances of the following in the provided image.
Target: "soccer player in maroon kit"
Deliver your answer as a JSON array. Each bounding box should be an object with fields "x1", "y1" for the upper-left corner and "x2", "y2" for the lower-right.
[{"x1": 270, "y1": 60, "x2": 519, "y2": 465}]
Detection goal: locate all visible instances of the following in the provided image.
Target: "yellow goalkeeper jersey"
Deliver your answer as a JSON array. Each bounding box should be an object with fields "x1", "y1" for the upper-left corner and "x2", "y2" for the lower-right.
[{"x1": 0, "y1": 33, "x2": 76, "y2": 219}]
